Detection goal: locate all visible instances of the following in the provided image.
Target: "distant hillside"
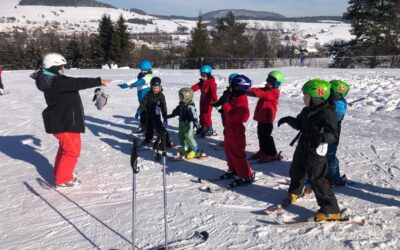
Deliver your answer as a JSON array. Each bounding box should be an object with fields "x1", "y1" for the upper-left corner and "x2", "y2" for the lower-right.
[
  {"x1": 19, "y1": 0, "x2": 116, "y2": 8},
  {"x1": 202, "y1": 9, "x2": 285, "y2": 20}
]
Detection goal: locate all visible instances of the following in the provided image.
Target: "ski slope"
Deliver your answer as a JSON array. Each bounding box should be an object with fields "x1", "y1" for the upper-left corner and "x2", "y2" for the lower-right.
[{"x1": 0, "y1": 67, "x2": 399, "y2": 249}]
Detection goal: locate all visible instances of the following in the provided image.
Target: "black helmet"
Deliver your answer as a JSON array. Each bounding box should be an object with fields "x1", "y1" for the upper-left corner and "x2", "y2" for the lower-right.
[{"x1": 150, "y1": 77, "x2": 161, "y2": 86}]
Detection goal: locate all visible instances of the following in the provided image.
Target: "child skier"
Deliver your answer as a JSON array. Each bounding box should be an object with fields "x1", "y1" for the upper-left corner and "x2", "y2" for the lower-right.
[
  {"x1": 247, "y1": 70, "x2": 284, "y2": 163},
  {"x1": 191, "y1": 65, "x2": 218, "y2": 137},
  {"x1": 32, "y1": 53, "x2": 111, "y2": 188},
  {"x1": 326, "y1": 80, "x2": 350, "y2": 186},
  {"x1": 219, "y1": 74, "x2": 255, "y2": 187},
  {"x1": 167, "y1": 87, "x2": 203, "y2": 159},
  {"x1": 118, "y1": 60, "x2": 153, "y2": 133},
  {"x1": 138, "y1": 76, "x2": 174, "y2": 147},
  {"x1": 278, "y1": 79, "x2": 341, "y2": 221}
]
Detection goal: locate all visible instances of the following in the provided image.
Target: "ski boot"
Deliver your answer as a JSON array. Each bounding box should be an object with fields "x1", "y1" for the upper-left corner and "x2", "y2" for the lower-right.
[
  {"x1": 179, "y1": 146, "x2": 190, "y2": 157},
  {"x1": 312, "y1": 211, "x2": 343, "y2": 222},
  {"x1": 250, "y1": 150, "x2": 261, "y2": 160},
  {"x1": 228, "y1": 172, "x2": 256, "y2": 188},
  {"x1": 219, "y1": 170, "x2": 236, "y2": 180},
  {"x1": 281, "y1": 192, "x2": 303, "y2": 206},
  {"x1": 185, "y1": 150, "x2": 202, "y2": 159},
  {"x1": 56, "y1": 177, "x2": 81, "y2": 188},
  {"x1": 203, "y1": 126, "x2": 214, "y2": 137},
  {"x1": 133, "y1": 126, "x2": 143, "y2": 134}
]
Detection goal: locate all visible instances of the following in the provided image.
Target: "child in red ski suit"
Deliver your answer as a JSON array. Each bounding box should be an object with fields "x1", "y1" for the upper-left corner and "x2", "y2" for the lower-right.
[
  {"x1": 247, "y1": 70, "x2": 284, "y2": 162},
  {"x1": 191, "y1": 65, "x2": 218, "y2": 137},
  {"x1": 219, "y1": 74, "x2": 255, "y2": 187}
]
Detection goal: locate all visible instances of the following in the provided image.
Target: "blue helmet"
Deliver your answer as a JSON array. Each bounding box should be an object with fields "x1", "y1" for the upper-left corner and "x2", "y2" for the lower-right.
[
  {"x1": 139, "y1": 60, "x2": 152, "y2": 71},
  {"x1": 231, "y1": 74, "x2": 252, "y2": 93},
  {"x1": 200, "y1": 65, "x2": 212, "y2": 74},
  {"x1": 228, "y1": 73, "x2": 238, "y2": 83}
]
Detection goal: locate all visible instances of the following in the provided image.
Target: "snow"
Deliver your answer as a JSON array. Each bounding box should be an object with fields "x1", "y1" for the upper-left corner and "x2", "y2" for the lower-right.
[
  {"x1": 1, "y1": 67, "x2": 399, "y2": 249},
  {"x1": 0, "y1": 0, "x2": 353, "y2": 51}
]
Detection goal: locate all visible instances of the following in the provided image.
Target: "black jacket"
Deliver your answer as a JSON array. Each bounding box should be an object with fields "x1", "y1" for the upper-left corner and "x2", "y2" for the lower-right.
[
  {"x1": 139, "y1": 89, "x2": 168, "y2": 120},
  {"x1": 34, "y1": 71, "x2": 101, "y2": 134},
  {"x1": 294, "y1": 102, "x2": 338, "y2": 148}
]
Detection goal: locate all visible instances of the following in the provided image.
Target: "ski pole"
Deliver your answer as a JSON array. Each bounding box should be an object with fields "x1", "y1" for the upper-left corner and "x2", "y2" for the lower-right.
[
  {"x1": 160, "y1": 132, "x2": 168, "y2": 249},
  {"x1": 130, "y1": 139, "x2": 140, "y2": 250},
  {"x1": 348, "y1": 97, "x2": 366, "y2": 106}
]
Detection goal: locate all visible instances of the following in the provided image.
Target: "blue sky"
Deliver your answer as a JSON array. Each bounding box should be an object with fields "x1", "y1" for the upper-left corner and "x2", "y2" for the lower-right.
[{"x1": 99, "y1": 0, "x2": 349, "y2": 17}]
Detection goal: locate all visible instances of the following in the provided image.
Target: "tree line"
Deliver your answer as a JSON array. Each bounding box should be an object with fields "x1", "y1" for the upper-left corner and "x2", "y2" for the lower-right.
[{"x1": 0, "y1": 0, "x2": 399, "y2": 70}]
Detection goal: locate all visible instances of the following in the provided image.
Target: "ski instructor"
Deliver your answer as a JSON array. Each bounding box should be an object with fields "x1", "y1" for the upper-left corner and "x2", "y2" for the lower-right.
[{"x1": 32, "y1": 53, "x2": 111, "y2": 188}]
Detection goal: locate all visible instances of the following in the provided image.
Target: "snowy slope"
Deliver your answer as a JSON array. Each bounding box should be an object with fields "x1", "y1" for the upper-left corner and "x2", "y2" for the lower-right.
[
  {"x1": 1, "y1": 68, "x2": 399, "y2": 249},
  {"x1": 0, "y1": 0, "x2": 352, "y2": 50}
]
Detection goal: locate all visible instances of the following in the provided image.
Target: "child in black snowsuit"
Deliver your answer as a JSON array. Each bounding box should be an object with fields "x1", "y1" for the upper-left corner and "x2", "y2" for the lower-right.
[
  {"x1": 139, "y1": 77, "x2": 174, "y2": 147},
  {"x1": 278, "y1": 79, "x2": 341, "y2": 222}
]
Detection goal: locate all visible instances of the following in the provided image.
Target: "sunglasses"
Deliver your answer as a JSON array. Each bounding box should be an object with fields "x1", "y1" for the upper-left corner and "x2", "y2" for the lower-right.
[{"x1": 266, "y1": 76, "x2": 276, "y2": 84}]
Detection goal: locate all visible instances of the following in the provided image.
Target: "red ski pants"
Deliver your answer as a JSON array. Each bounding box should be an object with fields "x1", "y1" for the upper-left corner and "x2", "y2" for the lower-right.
[
  {"x1": 223, "y1": 126, "x2": 252, "y2": 178},
  {"x1": 53, "y1": 132, "x2": 81, "y2": 185},
  {"x1": 199, "y1": 104, "x2": 213, "y2": 127}
]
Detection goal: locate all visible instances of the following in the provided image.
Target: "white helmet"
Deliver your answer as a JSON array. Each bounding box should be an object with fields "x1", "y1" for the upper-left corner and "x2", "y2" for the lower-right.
[{"x1": 42, "y1": 53, "x2": 67, "y2": 69}]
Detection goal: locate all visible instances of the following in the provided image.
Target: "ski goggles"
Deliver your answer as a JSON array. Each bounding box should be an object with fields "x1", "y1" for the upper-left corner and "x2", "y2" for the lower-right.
[{"x1": 200, "y1": 72, "x2": 209, "y2": 77}]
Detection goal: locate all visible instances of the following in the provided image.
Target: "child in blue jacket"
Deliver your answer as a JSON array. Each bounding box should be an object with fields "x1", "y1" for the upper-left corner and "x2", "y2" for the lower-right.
[
  {"x1": 327, "y1": 80, "x2": 350, "y2": 186},
  {"x1": 118, "y1": 60, "x2": 153, "y2": 133}
]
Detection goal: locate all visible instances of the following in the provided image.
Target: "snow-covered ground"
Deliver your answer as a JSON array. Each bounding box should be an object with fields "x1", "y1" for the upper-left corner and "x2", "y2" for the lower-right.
[
  {"x1": 0, "y1": 0, "x2": 352, "y2": 51},
  {"x1": 1, "y1": 67, "x2": 399, "y2": 249}
]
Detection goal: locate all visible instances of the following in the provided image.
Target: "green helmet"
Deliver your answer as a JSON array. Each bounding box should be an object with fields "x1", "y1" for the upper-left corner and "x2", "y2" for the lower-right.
[
  {"x1": 179, "y1": 87, "x2": 193, "y2": 104},
  {"x1": 330, "y1": 80, "x2": 349, "y2": 97},
  {"x1": 302, "y1": 79, "x2": 331, "y2": 101},
  {"x1": 267, "y1": 70, "x2": 285, "y2": 88}
]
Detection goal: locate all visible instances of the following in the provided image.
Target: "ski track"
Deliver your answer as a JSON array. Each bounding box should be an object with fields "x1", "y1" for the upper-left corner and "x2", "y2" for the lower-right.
[{"x1": 1, "y1": 68, "x2": 400, "y2": 249}]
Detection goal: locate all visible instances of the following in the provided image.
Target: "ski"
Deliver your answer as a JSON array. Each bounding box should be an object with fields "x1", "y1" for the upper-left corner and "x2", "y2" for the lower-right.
[
  {"x1": 168, "y1": 152, "x2": 208, "y2": 162},
  {"x1": 282, "y1": 209, "x2": 364, "y2": 226},
  {"x1": 282, "y1": 218, "x2": 365, "y2": 226},
  {"x1": 156, "y1": 231, "x2": 209, "y2": 250},
  {"x1": 264, "y1": 188, "x2": 314, "y2": 214},
  {"x1": 198, "y1": 172, "x2": 257, "y2": 193}
]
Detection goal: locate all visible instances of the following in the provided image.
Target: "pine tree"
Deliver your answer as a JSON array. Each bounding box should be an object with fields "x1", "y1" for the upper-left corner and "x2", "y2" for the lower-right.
[
  {"x1": 211, "y1": 11, "x2": 249, "y2": 68},
  {"x1": 112, "y1": 15, "x2": 133, "y2": 66},
  {"x1": 97, "y1": 14, "x2": 114, "y2": 64},
  {"x1": 344, "y1": 0, "x2": 400, "y2": 68},
  {"x1": 186, "y1": 13, "x2": 211, "y2": 68}
]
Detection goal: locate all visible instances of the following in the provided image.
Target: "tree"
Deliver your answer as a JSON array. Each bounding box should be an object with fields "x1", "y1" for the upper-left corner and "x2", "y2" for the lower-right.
[
  {"x1": 211, "y1": 11, "x2": 250, "y2": 67},
  {"x1": 186, "y1": 13, "x2": 211, "y2": 68},
  {"x1": 111, "y1": 14, "x2": 133, "y2": 66},
  {"x1": 97, "y1": 14, "x2": 114, "y2": 63},
  {"x1": 344, "y1": 0, "x2": 400, "y2": 68}
]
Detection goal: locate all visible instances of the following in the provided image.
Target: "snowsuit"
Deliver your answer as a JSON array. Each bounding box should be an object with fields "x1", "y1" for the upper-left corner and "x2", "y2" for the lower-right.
[
  {"x1": 191, "y1": 77, "x2": 218, "y2": 129},
  {"x1": 222, "y1": 94, "x2": 253, "y2": 178},
  {"x1": 34, "y1": 69, "x2": 101, "y2": 185},
  {"x1": 327, "y1": 97, "x2": 347, "y2": 181},
  {"x1": 139, "y1": 88, "x2": 172, "y2": 145},
  {"x1": 126, "y1": 72, "x2": 152, "y2": 128},
  {"x1": 247, "y1": 87, "x2": 280, "y2": 156},
  {"x1": 287, "y1": 102, "x2": 340, "y2": 214},
  {"x1": 168, "y1": 101, "x2": 199, "y2": 151}
]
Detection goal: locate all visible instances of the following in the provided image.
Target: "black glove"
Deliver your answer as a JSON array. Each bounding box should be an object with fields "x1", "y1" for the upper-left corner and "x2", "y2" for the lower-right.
[
  {"x1": 198, "y1": 79, "x2": 204, "y2": 88},
  {"x1": 247, "y1": 91, "x2": 256, "y2": 97},
  {"x1": 278, "y1": 116, "x2": 299, "y2": 129}
]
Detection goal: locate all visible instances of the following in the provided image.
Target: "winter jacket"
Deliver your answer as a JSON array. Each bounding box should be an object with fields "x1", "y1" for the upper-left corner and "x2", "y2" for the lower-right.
[
  {"x1": 126, "y1": 72, "x2": 152, "y2": 103},
  {"x1": 168, "y1": 101, "x2": 198, "y2": 126},
  {"x1": 34, "y1": 70, "x2": 101, "y2": 134},
  {"x1": 223, "y1": 94, "x2": 250, "y2": 128},
  {"x1": 333, "y1": 98, "x2": 347, "y2": 121},
  {"x1": 139, "y1": 89, "x2": 168, "y2": 121},
  {"x1": 293, "y1": 102, "x2": 338, "y2": 148},
  {"x1": 191, "y1": 77, "x2": 218, "y2": 109},
  {"x1": 247, "y1": 87, "x2": 280, "y2": 124}
]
